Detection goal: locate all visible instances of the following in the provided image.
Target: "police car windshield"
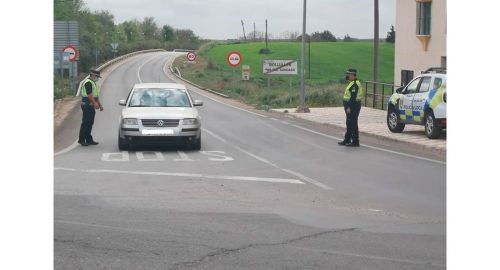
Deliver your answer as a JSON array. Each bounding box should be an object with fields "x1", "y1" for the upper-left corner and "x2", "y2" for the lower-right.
[{"x1": 128, "y1": 88, "x2": 191, "y2": 107}]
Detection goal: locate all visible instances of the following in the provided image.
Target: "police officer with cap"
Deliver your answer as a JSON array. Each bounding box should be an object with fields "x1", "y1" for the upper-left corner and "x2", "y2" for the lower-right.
[
  {"x1": 338, "y1": 68, "x2": 363, "y2": 147},
  {"x1": 78, "y1": 69, "x2": 103, "y2": 146}
]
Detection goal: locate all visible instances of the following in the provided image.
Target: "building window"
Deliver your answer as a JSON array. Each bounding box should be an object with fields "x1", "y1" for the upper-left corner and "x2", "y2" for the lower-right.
[
  {"x1": 416, "y1": 2, "x2": 431, "y2": 35},
  {"x1": 441, "y1": 56, "x2": 447, "y2": 68},
  {"x1": 401, "y1": 70, "x2": 414, "y2": 86}
]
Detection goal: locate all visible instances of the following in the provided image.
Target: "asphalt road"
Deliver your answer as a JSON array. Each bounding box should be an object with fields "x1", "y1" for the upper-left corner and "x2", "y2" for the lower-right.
[{"x1": 54, "y1": 52, "x2": 446, "y2": 270}]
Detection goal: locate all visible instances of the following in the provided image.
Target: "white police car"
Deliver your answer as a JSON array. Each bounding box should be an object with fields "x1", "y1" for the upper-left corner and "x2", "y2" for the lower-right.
[{"x1": 387, "y1": 68, "x2": 446, "y2": 139}]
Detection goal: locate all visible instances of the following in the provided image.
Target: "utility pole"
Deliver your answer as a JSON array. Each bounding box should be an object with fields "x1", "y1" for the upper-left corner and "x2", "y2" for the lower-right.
[
  {"x1": 241, "y1": 20, "x2": 246, "y2": 41},
  {"x1": 298, "y1": 0, "x2": 309, "y2": 112},
  {"x1": 253, "y1": 22, "x2": 256, "y2": 41},
  {"x1": 373, "y1": 0, "x2": 380, "y2": 108},
  {"x1": 265, "y1": 19, "x2": 268, "y2": 49}
]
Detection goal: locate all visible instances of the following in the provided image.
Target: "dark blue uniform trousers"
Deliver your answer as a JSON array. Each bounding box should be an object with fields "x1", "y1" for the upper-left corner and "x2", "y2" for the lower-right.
[
  {"x1": 78, "y1": 103, "x2": 96, "y2": 143},
  {"x1": 344, "y1": 101, "x2": 361, "y2": 143}
]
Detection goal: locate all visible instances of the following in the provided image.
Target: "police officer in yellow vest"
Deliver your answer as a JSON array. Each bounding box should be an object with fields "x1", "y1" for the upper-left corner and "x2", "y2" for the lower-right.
[
  {"x1": 78, "y1": 69, "x2": 103, "y2": 146},
  {"x1": 338, "y1": 68, "x2": 363, "y2": 147}
]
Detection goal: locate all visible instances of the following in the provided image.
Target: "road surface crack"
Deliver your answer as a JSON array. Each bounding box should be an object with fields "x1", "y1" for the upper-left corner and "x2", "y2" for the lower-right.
[{"x1": 169, "y1": 227, "x2": 357, "y2": 269}]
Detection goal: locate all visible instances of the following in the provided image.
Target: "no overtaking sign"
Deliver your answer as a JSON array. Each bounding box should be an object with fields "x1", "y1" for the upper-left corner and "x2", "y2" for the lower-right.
[{"x1": 227, "y1": 51, "x2": 242, "y2": 68}]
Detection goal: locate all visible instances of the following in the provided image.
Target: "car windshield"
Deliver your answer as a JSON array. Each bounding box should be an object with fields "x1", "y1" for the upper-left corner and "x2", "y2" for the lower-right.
[{"x1": 128, "y1": 88, "x2": 191, "y2": 107}]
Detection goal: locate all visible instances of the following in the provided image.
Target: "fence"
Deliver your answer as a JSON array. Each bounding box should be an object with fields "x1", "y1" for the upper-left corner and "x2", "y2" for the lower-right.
[{"x1": 363, "y1": 81, "x2": 401, "y2": 110}]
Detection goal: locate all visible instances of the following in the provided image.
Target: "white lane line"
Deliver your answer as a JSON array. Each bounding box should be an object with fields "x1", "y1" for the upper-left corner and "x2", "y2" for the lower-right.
[
  {"x1": 54, "y1": 140, "x2": 79, "y2": 156},
  {"x1": 162, "y1": 57, "x2": 268, "y2": 118},
  {"x1": 202, "y1": 128, "x2": 333, "y2": 190},
  {"x1": 137, "y1": 53, "x2": 165, "y2": 83},
  {"x1": 54, "y1": 167, "x2": 305, "y2": 185},
  {"x1": 289, "y1": 246, "x2": 446, "y2": 268},
  {"x1": 291, "y1": 124, "x2": 446, "y2": 165}
]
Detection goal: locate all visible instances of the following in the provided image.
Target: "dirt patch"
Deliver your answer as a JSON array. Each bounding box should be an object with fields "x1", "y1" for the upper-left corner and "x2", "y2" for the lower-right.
[{"x1": 54, "y1": 97, "x2": 80, "y2": 132}]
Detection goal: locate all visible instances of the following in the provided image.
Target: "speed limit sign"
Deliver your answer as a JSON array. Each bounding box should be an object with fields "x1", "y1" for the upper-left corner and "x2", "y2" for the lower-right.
[{"x1": 187, "y1": 52, "x2": 197, "y2": 61}]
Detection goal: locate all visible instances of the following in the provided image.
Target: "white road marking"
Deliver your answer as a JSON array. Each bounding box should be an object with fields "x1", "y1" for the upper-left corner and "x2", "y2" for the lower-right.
[
  {"x1": 54, "y1": 140, "x2": 79, "y2": 156},
  {"x1": 137, "y1": 53, "x2": 164, "y2": 83},
  {"x1": 174, "y1": 150, "x2": 196, "y2": 162},
  {"x1": 136, "y1": 151, "x2": 165, "y2": 162},
  {"x1": 289, "y1": 246, "x2": 445, "y2": 268},
  {"x1": 101, "y1": 151, "x2": 130, "y2": 162},
  {"x1": 202, "y1": 128, "x2": 333, "y2": 190},
  {"x1": 200, "y1": 151, "x2": 234, "y2": 161},
  {"x1": 291, "y1": 124, "x2": 446, "y2": 165},
  {"x1": 54, "y1": 167, "x2": 305, "y2": 185}
]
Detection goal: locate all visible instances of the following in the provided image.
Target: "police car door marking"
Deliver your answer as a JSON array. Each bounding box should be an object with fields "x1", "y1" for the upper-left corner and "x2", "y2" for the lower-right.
[
  {"x1": 200, "y1": 151, "x2": 234, "y2": 161},
  {"x1": 136, "y1": 151, "x2": 165, "y2": 162},
  {"x1": 101, "y1": 151, "x2": 130, "y2": 162}
]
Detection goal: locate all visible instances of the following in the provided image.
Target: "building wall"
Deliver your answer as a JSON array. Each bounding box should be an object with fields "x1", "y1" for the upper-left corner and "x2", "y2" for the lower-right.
[{"x1": 394, "y1": 0, "x2": 446, "y2": 86}]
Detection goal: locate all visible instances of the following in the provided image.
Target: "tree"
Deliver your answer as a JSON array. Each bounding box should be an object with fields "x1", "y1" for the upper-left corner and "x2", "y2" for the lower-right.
[
  {"x1": 343, "y1": 34, "x2": 353, "y2": 42},
  {"x1": 54, "y1": 0, "x2": 85, "y2": 20},
  {"x1": 320, "y1": 30, "x2": 336, "y2": 42},
  {"x1": 386, "y1": 25, "x2": 395, "y2": 43},
  {"x1": 162, "y1": 25, "x2": 176, "y2": 42},
  {"x1": 141, "y1": 17, "x2": 160, "y2": 40},
  {"x1": 175, "y1": 29, "x2": 199, "y2": 44}
]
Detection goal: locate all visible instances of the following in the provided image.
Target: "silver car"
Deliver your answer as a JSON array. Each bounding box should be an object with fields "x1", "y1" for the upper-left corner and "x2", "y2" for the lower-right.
[{"x1": 118, "y1": 83, "x2": 203, "y2": 150}]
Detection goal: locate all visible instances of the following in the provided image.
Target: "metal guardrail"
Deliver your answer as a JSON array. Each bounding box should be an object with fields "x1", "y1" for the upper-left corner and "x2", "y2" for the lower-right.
[
  {"x1": 75, "y1": 49, "x2": 165, "y2": 96},
  {"x1": 363, "y1": 81, "x2": 401, "y2": 110}
]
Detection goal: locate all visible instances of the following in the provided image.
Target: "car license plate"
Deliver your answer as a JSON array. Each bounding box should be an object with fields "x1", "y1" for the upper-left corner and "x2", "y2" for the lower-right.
[{"x1": 142, "y1": 129, "x2": 174, "y2": 135}]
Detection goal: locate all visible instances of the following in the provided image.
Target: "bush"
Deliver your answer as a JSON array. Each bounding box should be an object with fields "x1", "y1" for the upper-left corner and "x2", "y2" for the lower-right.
[{"x1": 259, "y1": 48, "x2": 271, "y2": 54}]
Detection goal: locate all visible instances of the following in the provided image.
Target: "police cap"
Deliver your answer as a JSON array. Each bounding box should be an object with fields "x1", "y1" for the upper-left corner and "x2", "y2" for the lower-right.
[{"x1": 89, "y1": 69, "x2": 102, "y2": 78}]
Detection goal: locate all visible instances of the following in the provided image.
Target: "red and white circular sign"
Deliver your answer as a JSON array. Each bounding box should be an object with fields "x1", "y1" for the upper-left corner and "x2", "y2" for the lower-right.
[
  {"x1": 62, "y1": 45, "x2": 78, "y2": 62},
  {"x1": 187, "y1": 52, "x2": 197, "y2": 61},
  {"x1": 226, "y1": 51, "x2": 242, "y2": 68}
]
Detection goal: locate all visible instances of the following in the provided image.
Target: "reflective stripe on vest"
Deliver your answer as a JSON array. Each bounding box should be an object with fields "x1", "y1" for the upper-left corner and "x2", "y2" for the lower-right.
[
  {"x1": 343, "y1": 80, "x2": 363, "y2": 101},
  {"x1": 81, "y1": 79, "x2": 99, "y2": 98}
]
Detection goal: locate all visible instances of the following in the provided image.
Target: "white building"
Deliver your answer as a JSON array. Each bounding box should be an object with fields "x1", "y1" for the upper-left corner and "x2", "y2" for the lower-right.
[{"x1": 394, "y1": 0, "x2": 446, "y2": 86}]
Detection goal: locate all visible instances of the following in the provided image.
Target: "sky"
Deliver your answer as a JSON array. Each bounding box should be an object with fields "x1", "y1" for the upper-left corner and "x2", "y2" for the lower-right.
[{"x1": 85, "y1": 0, "x2": 395, "y2": 40}]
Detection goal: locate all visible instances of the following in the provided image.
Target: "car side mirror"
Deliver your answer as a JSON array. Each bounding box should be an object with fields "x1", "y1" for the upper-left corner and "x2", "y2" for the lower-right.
[
  {"x1": 395, "y1": 87, "x2": 404, "y2": 94},
  {"x1": 193, "y1": 100, "x2": 203, "y2": 106},
  {"x1": 119, "y1": 100, "x2": 127, "y2": 106}
]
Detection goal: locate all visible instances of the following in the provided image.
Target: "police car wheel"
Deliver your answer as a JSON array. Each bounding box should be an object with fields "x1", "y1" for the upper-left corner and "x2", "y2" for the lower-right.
[
  {"x1": 387, "y1": 109, "x2": 405, "y2": 133},
  {"x1": 425, "y1": 112, "x2": 441, "y2": 139},
  {"x1": 191, "y1": 135, "x2": 201, "y2": 150},
  {"x1": 118, "y1": 134, "x2": 129, "y2": 150}
]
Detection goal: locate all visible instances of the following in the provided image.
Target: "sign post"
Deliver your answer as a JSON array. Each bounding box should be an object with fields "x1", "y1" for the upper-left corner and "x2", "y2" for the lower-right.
[
  {"x1": 242, "y1": 65, "x2": 250, "y2": 96},
  {"x1": 226, "y1": 51, "x2": 242, "y2": 93}
]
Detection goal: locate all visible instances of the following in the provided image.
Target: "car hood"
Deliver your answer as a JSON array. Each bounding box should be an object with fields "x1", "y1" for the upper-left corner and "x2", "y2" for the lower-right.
[{"x1": 121, "y1": 107, "x2": 197, "y2": 119}]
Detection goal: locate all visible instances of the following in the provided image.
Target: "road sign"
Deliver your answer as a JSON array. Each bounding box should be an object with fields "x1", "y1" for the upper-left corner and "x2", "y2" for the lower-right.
[
  {"x1": 187, "y1": 52, "x2": 197, "y2": 61},
  {"x1": 62, "y1": 45, "x2": 78, "y2": 62},
  {"x1": 263, "y1": 60, "x2": 298, "y2": 75},
  {"x1": 242, "y1": 65, "x2": 250, "y2": 80},
  {"x1": 227, "y1": 51, "x2": 242, "y2": 68}
]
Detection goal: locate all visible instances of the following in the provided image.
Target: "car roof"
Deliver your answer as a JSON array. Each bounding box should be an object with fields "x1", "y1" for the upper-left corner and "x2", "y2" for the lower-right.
[{"x1": 132, "y1": 83, "x2": 187, "y2": 90}]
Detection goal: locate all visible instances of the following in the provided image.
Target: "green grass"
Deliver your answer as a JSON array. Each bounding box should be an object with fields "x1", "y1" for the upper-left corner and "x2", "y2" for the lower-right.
[{"x1": 174, "y1": 41, "x2": 394, "y2": 108}]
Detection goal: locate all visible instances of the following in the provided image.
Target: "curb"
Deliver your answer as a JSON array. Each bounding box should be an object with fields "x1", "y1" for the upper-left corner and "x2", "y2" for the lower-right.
[{"x1": 278, "y1": 111, "x2": 446, "y2": 155}]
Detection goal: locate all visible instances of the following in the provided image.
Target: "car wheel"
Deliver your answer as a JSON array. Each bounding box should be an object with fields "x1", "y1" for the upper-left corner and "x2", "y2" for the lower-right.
[
  {"x1": 387, "y1": 108, "x2": 405, "y2": 133},
  {"x1": 118, "y1": 134, "x2": 129, "y2": 151},
  {"x1": 425, "y1": 111, "x2": 442, "y2": 139},
  {"x1": 191, "y1": 135, "x2": 201, "y2": 150}
]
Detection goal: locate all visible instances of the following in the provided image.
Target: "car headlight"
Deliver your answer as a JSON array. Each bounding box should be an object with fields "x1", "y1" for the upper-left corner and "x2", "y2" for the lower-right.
[
  {"x1": 183, "y1": 118, "x2": 198, "y2": 125},
  {"x1": 122, "y1": 118, "x2": 138, "y2": 125}
]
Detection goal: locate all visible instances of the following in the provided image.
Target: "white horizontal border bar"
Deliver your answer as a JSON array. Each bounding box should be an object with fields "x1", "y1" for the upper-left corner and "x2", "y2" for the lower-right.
[{"x1": 54, "y1": 167, "x2": 305, "y2": 185}]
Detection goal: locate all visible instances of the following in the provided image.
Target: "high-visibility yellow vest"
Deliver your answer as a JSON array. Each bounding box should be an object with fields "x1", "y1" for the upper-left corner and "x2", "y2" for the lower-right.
[
  {"x1": 343, "y1": 79, "x2": 363, "y2": 102},
  {"x1": 81, "y1": 79, "x2": 99, "y2": 98}
]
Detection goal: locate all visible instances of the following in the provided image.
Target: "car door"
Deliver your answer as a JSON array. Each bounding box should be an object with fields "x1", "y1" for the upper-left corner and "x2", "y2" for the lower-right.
[
  {"x1": 411, "y1": 76, "x2": 432, "y2": 124},
  {"x1": 399, "y1": 77, "x2": 421, "y2": 123}
]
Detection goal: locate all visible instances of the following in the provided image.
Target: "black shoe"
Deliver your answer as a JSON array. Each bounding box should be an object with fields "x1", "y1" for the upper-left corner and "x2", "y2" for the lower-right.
[
  {"x1": 80, "y1": 142, "x2": 89, "y2": 146},
  {"x1": 338, "y1": 141, "x2": 349, "y2": 146},
  {"x1": 88, "y1": 141, "x2": 99, "y2": 145},
  {"x1": 345, "y1": 142, "x2": 360, "y2": 147}
]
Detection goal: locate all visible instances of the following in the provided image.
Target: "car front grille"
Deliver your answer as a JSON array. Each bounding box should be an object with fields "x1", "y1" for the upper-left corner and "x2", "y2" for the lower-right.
[{"x1": 141, "y1": 119, "x2": 180, "y2": 127}]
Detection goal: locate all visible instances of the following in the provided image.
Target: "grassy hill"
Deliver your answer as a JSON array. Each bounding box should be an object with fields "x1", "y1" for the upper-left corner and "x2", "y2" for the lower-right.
[{"x1": 174, "y1": 41, "x2": 394, "y2": 108}]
